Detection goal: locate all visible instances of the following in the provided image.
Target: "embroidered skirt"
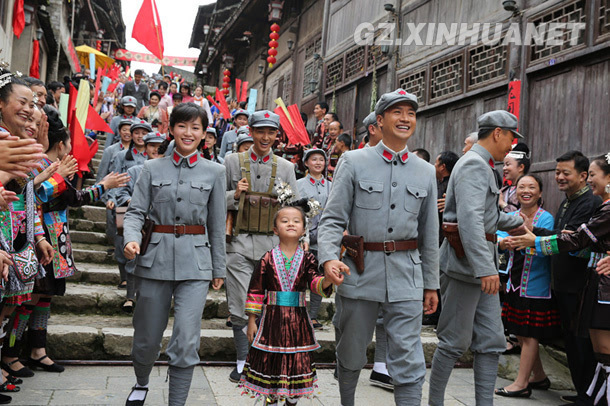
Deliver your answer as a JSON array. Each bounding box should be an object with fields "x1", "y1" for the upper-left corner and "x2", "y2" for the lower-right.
[{"x1": 502, "y1": 292, "x2": 562, "y2": 341}]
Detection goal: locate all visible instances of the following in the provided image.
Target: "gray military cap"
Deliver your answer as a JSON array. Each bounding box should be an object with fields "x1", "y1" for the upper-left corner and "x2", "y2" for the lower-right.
[
  {"x1": 248, "y1": 110, "x2": 280, "y2": 129},
  {"x1": 233, "y1": 109, "x2": 250, "y2": 119},
  {"x1": 303, "y1": 148, "x2": 327, "y2": 163},
  {"x1": 118, "y1": 118, "x2": 135, "y2": 130},
  {"x1": 374, "y1": 88, "x2": 418, "y2": 116},
  {"x1": 121, "y1": 96, "x2": 137, "y2": 107},
  {"x1": 236, "y1": 125, "x2": 250, "y2": 136},
  {"x1": 206, "y1": 127, "x2": 217, "y2": 137},
  {"x1": 143, "y1": 132, "x2": 166, "y2": 144},
  {"x1": 363, "y1": 112, "x2": 377, "y2": 128},
  {"x1": 235, "y1": 133, "x2": 253, "y2": 148},
  {"x1": 477, "y1": 110, "x2": 523, "y2": 139},
  {"x1": 130, "y1": 120, "x2": 153, "y2": 133}
]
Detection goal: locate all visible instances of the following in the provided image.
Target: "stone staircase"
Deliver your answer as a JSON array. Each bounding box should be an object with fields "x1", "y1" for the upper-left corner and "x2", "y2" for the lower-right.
[{"x1": 48, "y1": 133, "x2": 574, "y2": 390}]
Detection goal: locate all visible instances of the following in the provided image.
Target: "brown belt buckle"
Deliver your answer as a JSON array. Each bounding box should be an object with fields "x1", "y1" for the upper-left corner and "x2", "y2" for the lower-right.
[
  {"x1": 383, "y1": 240, "x2": 396, "y2": 253},
  {"x1": 174, "y1": 224, "x2": 186, "y2": 237}
]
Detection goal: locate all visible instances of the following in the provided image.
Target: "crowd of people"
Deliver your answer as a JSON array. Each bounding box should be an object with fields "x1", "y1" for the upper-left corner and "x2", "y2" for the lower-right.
[{"x1": 0, "y1": 62, "x2": 608, "y2": 406}]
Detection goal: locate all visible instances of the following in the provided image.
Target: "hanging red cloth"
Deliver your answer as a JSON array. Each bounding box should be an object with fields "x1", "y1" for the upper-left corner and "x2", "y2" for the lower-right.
[
  {"x1": 29, "y1": 40, "x2": 40, "y2": 78},
  {"x1": 12, "y1": 0, "x2": 25, "y2": 39},
  {"x1": 132, "y1": 0, "x2": 164, "y2": 60}
]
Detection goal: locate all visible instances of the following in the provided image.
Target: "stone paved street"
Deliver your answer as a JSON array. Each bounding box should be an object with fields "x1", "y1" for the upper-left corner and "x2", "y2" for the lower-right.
[{"x1": 10, "y1": 365, "x2": 573, "y2": 405}]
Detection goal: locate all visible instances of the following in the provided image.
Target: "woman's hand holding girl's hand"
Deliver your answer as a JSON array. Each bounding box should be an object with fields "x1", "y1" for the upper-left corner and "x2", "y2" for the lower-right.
[
  {"x1": 211, "y1": 278, "x2": 224, "y2": 290},
  {"x1": 247, "y1": 315, "x2": 258, "y2": 343}
]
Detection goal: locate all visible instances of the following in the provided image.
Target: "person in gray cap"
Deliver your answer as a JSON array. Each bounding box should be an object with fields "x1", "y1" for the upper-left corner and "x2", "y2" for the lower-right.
[
  {"x1": 297, "y1": 148, "x2": 332, "y2": 330},
  {"x1": 114, "y1": 131, "x2": 167, "y2": 312},
  {"x1": 98, "y1": 118, "x2": 134, "y2": 255},
  {"x1": 106, "y1": 96, "x2": 138, "y2": 147},
  {"x1": 223, "y1": 110, "x2": 299, "y2": 383},
  {"x1": 318, "y1": 88, "x2": 440, "y2": 405},
  {"x1": 204, "y1": 126, "x2": 223, "y2": 164},
  {"x1": 219, "y1": 109, "x2": 250, "y2": 159},
  {"x1": 462, "y1": 131, "x2": 478, "y2": 154},
  {"x1": 363, "y1": 111, "x2": 382, "y2": 147},
  {"x1": 106, "y1": 120, "x2": 153, "y2": 294},
  {"x1": 233, "y1": 132, "x2": 253, "y2": 153},
  {"x1": 428, "y1": 110, "x2": 525, "y2": 405}
]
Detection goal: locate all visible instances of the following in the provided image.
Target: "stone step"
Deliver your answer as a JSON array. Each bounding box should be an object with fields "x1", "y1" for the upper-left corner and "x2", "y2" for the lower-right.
[
  {"x1": 91, "y1": 158, "x2": 101, "y2": 168},
  {"x1": 68, "y1": 263, "x2": 120, "y2": 285},
  {"x1": 70, "y1": 230, "x2": 108, "y2": 245},
  {"x1": 69, "y1": 218, "x2": 107, "y2": 233},
  {"x1": 72, "y1": 243, "x2": 114, "y2": 264},
  {"x1": 83, "y1": 178, "x2": 97, "y2": 187},
  {"x1": 94, "y1": 151, "x2": 104, "y2": 160},
  {"x1": 69, "y1": 205, "x2": 106, "y2": 222}
]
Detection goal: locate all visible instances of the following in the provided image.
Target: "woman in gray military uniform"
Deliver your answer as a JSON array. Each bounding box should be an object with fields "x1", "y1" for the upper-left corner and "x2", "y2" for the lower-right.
[{"x1": 122, "y1": 103, "x2": 227, "y2": 406}]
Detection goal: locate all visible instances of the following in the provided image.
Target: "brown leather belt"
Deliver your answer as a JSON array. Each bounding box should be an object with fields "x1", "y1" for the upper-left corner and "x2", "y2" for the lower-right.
[
  {"x1": 363, "y1": 239, "x2": 418, "y2": 253},
  {"x1": 485, "y1": 233, "x2": 497, "y2": 244},
  {"x1": 153, "y1": 224, "x2": 206, "y2": 235}
]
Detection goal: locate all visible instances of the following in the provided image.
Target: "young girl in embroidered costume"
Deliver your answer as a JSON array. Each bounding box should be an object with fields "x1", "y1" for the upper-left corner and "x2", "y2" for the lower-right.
[{"x1": 240, "y1": 202, "x2": 340, "y2": 405}]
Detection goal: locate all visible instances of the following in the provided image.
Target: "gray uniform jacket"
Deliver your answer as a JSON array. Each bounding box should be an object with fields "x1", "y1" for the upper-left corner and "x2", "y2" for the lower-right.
[
  {"x1": 115, "y1": 164, "x2": 143, "y2": 207},
  {"x1": 318, "y1": 142, "x2": 439, "y2": 303},
  {"x1": 123, "y1": 151, "x2": 227, "y2": 281},
  {"x1": 219, "y1": 129, "x2": 237, "y2": 159},
  {"x1": 440, "y1": 143, "x2": 523, "y2": 284},
  {"x1": 224, "y1": 148, "x2": 299, "y2": 260},
  {"x1": 106, "y1": 148, "x2": 148, "y2": 204},
  {"x1": 297, "y1": 174, "x2": 332, "y2": 250}
]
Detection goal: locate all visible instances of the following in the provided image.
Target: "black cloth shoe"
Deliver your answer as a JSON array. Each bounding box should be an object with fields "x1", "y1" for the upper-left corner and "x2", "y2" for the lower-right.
[
  {"x1": 529, "y1": 376, "x2": 551, "y2": 390},
  {"x1": 369, "y1": 370, "x2": 394, "y2": 390},
  {"x1": 26, "y1": 356, "x2": 64, "y2": 373},
  {"x1": 5, "y1": 375, "x2": 22, "y2": 385},
  {"x1": 495, "y1": 386, "x2": 532, "y2": 398},
  {"x1": 229, "y1": 367, "x2": 242, "y2": 383},
  {"x1": 0, "y1": 393, "x2": 11, "y2": 404},
  {"x1": 125, "y1": 386, "x2": 148, "y2": 406},
  {"x1": 0, "y1": 361, "x2": 34, "y2": 378}
]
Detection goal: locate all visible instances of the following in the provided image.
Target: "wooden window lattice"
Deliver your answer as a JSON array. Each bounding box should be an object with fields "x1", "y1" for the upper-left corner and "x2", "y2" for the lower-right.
[
  {"x1": 600, "y1": 0, "x2": 610, "y2": 37},
  {"x1": 530, "y1": 0, "x2": 587, "y2": 63},
  {"x1": 367, "y1": 30, "x2": 388, "y2": 68},
  {"x1": 302, "y1": 60, "x2": 320, "y2": 98},
  {"x1": 283, "y1": 72, "x2": 292, "y2": 103},
  {"x1": 399, "y1": 69, "x2": 427, "y2": 107},
  {"x1": 344, "y1": 47, "x2": 365, "y2": 80},
  {"x1": 430, "y1": 55, "x2": 463, "y2": 102},
  {"x1": 326, "y1": 57, "x2": 344, "y2": 88},
  {"x1": 468, "y1": 41, "x2": 508, "y2": 89}
]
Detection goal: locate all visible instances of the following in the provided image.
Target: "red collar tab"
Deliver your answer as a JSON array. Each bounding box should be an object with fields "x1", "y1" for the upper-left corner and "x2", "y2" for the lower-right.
[
  {"x1": 120, "y1": 144, "x2": 125, "y2": 150},
  {"x1": 401, "y1": 152, "x2": 409, "y2": 163},
  {"x1": 309, "y1": 176, "x2": 315, "y2": 184},
  {"x1": 262, "y1": 155, "x2": 271, "y2": 163},
  {"x1": 382, "y1": 150, "x2": 394, "y2": 162},
  {"x1": 172, "y1": 152, "x2": 181, "y2": 164},
  {"x1": 250, "y1": 152, "x2": 257, "y2": 162},
  {"x1": 189, "y1": 154, "x2": 198, "y2": 165},
  {"x1": 488, "y1": 158, "x2": 495, "y2": 168},
  {"x1": 132, "y1": 148, "x2": 138, "y2": 155},
  {"x1": 321, "y1": 179, "x2": 325, "y2": 185}
]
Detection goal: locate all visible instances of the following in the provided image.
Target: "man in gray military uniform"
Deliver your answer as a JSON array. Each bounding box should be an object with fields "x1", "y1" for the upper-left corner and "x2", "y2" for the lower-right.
[
  {"x1": 318, "y1": 89, "x2": 440, "y2": 405},
  {"x1": 363, "y1": 111, "x2": 382, "y2": 148},
  {"x1": 428, "y1": 110, "x2": 525, "y2": 405},
  {"x1": 223, "y1": 110, "x2": 299, "y2": 382},
  {"x1": 219, "y1": 109, "x2": 250, "y2": 158}
]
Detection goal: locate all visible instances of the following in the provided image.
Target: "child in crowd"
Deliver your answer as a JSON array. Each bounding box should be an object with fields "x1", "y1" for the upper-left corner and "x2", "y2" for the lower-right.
[
  {"x1": 327, "y1": 133, "x2": 351, "y2": 180},
  {"x1": 240, "y1": 203, "x2": 340, "y2": 405}
]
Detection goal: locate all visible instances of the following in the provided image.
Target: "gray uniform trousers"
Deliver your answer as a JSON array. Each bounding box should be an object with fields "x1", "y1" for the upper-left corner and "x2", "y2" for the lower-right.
[
  {"x1": 132, "y1": 277, "x2": 209, "y2": 405},
  {"x1": 428, "y1": 273, "x2": 505, "y2": 406},
  {"x1": 336, "y1": 296, "x2": 425, "y2": 406},
  {"x1": 332, "y1": 295, "x2": 388, "y2": 365}
]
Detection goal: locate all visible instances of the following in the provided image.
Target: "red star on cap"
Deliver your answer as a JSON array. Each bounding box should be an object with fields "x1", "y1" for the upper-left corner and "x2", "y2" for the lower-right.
[
  {"x1": 398, "y1": 90, "x2": 407, "y2": 95},
  {"x1": 264, "y1": 113, "x2": 270, "y2": 118},
  {"x1": 141, "y1": 120, "x2": 145, "y2": 123}
]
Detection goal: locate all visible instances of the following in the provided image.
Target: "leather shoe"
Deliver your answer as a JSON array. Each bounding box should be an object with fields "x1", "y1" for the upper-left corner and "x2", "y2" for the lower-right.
[
  {"x1": 529, "y1": 376, "x2": 551, "y2": 390},
  {"x1": 495, "y1": 386, "x2": 532, "y2": 398},
  {"x1": 0, "y1": 361, "x2": 34, "y2": 378}
]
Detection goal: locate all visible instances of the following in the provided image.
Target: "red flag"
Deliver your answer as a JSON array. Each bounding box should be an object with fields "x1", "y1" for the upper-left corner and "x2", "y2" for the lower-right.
[
  {"x1": 132, "y1": 0, "x2": 164, "y2": 61},
  {"x1": 67, "y1": 84, "x2": 78, "y2": 129},
  {"x1": 287, "y1": 104, "x2": 310, "y2": 145},
  {"x1": 70, "y1": 113, "x2": 91, "y2": 173},
  {"x1": 240, "y1": 82, "x2": 249, "y2": 103},
  {"x1": 92, "y1": 68, "x2": 102, "y2": 106},
  {"x1": 274, "y1": 106, "x2": 310, "y2": 146},
  {"x1": 12, "y1": 0, "x2": 25, "y2": 39},
  {"x1": 85, "y1": 105, "x2": 113, "y2": 134},
  {"x1": 88, "y1": 139, "x2": 99, "y2": 162},
  {"x1": 206, "y1": 95, "x2": 221, "y2": 113},
  {"x1": 215, "y1": 88, "x2": 231, "y2": 119},
  {"x1": 235, "y1": 79, "x2": 242, "y2": 102},
  {"x1": 107, "y1": 82, "x2": 119, "y2": 93},
  {"x1": 29, "y1": 40, "x2": 40, "y2": 78}
]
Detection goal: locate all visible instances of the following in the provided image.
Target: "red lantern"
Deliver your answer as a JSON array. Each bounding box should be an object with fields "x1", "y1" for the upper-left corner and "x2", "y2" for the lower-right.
[
  {"x1": 223, "y1": 89, "x2": 230, "y2": 96},
  {"x1": 267, "y1": 56, "x2": 277, "y2": 65},
  {"x1": 271, "y1": 23, "x2": 280, "y2": 32},
  {"x1": 268, "y1": 23, "x2": 281, "y2": 68},
  {"x1": 268, "y1": 48, "x2": 278, "y2": 57},
  {"x1": 222, "y1": 83, "x2": 230, "y2": 90},
  {"x1": 269, "y1": 32, "x2": 279, "y2": 40},
  {"x1": 268, "y1": 40, "x2": 279, "y2": 48},
  {"x1": 223, "y1": 76, "x2": 231, "y2": 83},
  {"x1": 223, "y1": 69, "x2": 231, "y2": 76}
]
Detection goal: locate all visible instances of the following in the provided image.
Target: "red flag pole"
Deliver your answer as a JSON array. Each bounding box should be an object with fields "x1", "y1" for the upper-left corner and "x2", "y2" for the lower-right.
[{"x1": 151, "y1": 0, "x2": 165, "y2": 75}]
